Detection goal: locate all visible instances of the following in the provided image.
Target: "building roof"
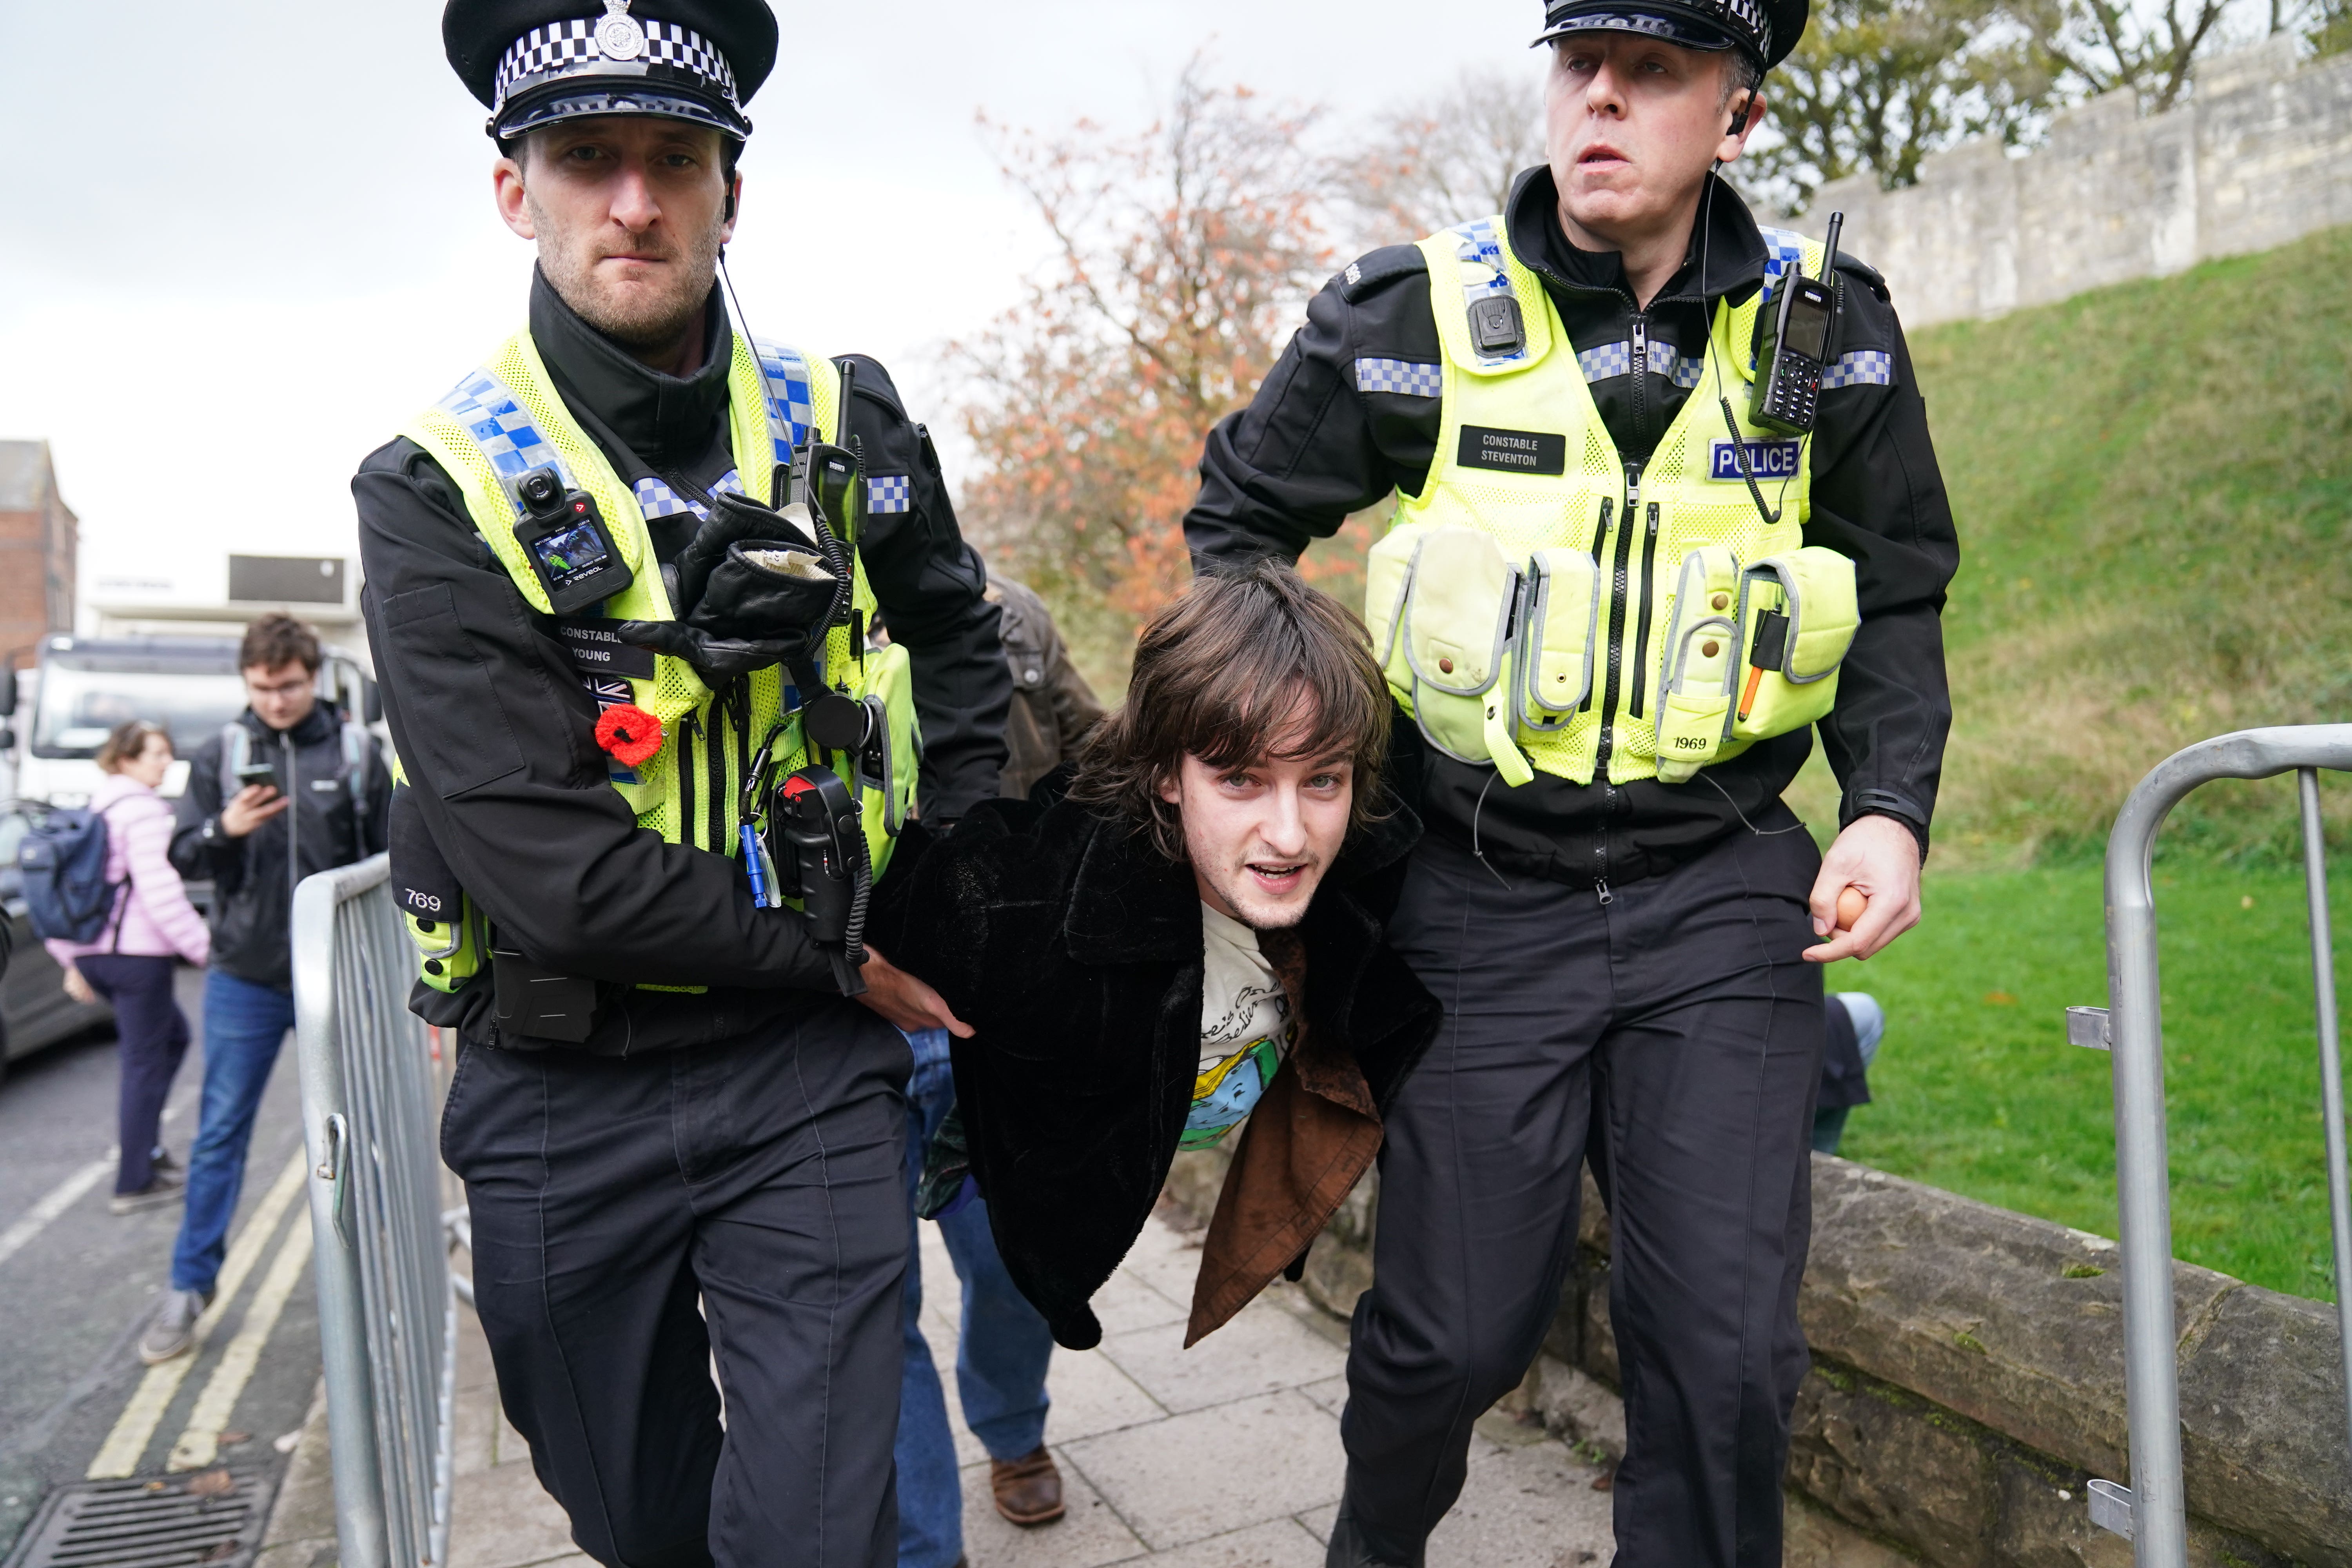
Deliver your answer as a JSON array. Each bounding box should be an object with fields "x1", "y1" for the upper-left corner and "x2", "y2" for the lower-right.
[{"x1": 0, "y1": 441, "x2": 58, "y2": 512}]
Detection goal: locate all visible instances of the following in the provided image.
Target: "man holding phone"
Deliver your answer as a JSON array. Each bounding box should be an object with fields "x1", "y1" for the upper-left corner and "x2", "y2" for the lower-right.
[{"x1": 139, "y1": 613, "x2": 390, "y2": 1364}]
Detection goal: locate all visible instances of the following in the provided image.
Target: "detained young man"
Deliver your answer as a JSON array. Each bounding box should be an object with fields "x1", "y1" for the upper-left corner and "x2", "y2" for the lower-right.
[{"x1": 868, "y1": 561, "x2": 1442, "y2": 1351}]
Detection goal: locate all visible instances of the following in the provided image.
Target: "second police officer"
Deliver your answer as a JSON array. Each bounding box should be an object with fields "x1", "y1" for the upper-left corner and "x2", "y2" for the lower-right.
[
  {"x1": 355, "y1": 2, "x2": 1009, "y2": 1564},
  {"x1": 1187, "y1": 0, "x2": 1959, "y2": 1563}
]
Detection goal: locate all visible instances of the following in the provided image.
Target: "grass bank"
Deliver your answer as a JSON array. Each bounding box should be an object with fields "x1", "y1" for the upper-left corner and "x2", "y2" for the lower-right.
[
  {"x1": 1829, "y1": 844, "x2": 2346, "y2": 1301},
  {"x1": 1909, "y1": 223, "x2": 2352, "y2": 866}
]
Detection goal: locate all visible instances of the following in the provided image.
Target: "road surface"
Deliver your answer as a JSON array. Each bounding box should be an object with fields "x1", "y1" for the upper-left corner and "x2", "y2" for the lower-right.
[{"x1": 0, "y1": 967, "x2": 320, "y2": 1557}]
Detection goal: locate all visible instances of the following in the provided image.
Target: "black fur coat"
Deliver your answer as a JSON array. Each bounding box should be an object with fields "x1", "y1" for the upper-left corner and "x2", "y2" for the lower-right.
[{"x1": 871, "y1": 777, "x2": 1440, "y2": 1348}]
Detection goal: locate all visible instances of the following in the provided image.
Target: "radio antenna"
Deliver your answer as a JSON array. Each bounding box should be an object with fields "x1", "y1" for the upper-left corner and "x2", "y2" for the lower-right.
[{"x1": 1820, "y1": 211, "x2": 1844, "y2": 280}]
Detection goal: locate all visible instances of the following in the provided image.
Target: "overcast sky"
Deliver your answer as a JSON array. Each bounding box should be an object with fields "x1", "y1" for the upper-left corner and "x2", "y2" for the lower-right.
[{"x1": 0, "y1": 0, "x2": 1540, "y2": 596}]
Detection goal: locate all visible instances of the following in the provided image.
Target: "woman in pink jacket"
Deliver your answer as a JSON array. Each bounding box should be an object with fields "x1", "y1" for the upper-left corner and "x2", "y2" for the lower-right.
[{"x1": 49, "y1": 720, "x2": 212, "y2": 1214}]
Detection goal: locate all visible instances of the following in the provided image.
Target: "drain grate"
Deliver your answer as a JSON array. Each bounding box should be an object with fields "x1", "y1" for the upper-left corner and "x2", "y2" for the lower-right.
[{"x1": 1, "y1": 1470, "x2": 278, "y2": 1568}]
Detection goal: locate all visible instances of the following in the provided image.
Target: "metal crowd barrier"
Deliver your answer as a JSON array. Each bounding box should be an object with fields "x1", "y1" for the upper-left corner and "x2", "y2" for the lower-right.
[
  {"x1": 2066, "y1": 726, "x2": 2352, "y2": 1564},
  {"x1": 293, "y1": 853, "x2": 456, "y2": 1568}
]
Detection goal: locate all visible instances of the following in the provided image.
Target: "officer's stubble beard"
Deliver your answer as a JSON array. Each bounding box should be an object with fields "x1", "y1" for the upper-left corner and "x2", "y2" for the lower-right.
[{"x1": 523, "y1": 174, "x2": 729, "y2": 372}]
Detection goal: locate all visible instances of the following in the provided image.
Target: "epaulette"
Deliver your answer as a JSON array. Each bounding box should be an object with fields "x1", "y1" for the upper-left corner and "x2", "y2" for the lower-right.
[
  {"x1": 1338, "y1": 245, "x2": 1429, "y2": 303},
  {"x1": 1832, "y1": 251, "x2": 1889, "y2": 303}
]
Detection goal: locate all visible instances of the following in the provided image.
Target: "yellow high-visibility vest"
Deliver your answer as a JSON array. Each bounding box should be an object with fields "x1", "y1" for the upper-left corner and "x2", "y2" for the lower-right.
[{"x1": 1366, "y1": 218, "x2": 1859, "y2": 788}]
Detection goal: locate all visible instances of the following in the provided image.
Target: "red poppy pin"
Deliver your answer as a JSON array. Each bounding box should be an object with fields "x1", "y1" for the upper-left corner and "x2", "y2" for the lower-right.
[{"x1": 594, "y1": 703, "x2": 664, "y2": 768}]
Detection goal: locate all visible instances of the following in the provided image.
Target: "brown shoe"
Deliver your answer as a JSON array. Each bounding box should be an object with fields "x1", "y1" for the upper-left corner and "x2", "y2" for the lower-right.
[{"x1": 989, "y1": 1446, "x2": 1065, "y2": 1526}]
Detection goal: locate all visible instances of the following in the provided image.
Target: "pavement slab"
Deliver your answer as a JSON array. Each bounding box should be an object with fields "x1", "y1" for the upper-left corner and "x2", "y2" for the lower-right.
[
  {"x1": 446, "y1": 1455, "x2": 581, "y2": 1568},
  {"x1": 1096, "y1": 1304, "x2": 1348, "y2": 1416},
  {"x1": 1127, "y1": 1518, "x2": 1328, "y2": 1568},
  {"x1": 416, "y1": 1210, "x2": 1614, "y2": 1568},
  {"x1": 1059, "y1": 1391, "x2": 1348, "y2": 1552}
]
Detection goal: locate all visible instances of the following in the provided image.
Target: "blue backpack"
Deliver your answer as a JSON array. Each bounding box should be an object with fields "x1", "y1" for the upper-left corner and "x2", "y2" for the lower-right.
[{"x1": 20, "y1": 804, "x2": 126, "y2": 944}]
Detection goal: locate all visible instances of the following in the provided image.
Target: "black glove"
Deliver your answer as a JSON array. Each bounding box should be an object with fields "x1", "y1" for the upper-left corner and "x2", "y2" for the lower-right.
[
  {"x1": 616, "y1": 492, "x2": 847, "y2": 682},
  {"x1": 612, "y1": 619, "x2": 805, "y2": 684},
  {"x1": 673, "y1": 490, "x2": 793, "y2": 613}
]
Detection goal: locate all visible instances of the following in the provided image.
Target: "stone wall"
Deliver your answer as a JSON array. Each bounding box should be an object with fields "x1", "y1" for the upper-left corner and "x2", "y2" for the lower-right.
[
  {"x1": 1161, "y1": 1150, "x2": 2352, "y2": 1566},
  {"x1": 1768, "y1": 36, "x2": 2352, "y2": 327}
]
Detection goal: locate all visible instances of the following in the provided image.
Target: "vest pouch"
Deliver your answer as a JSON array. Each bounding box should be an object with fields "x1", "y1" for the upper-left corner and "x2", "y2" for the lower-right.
[
  {"x1": 851, "y1": 641, "x2": 921, "y2": 879},
  {"x1": 1648, "y1": 546, "x2": 1739, "y2": 782},
  {"x1": 1364, "y1": 522, "x2": 1422, "y2": 705},
  {"x1": 390, "y1": 782, "x2": 486, "y2": 994},
  {"x1": 1728, "y1": 547, "x2": 1858, "y2": 743},
  {"x1": 1515, "y1": 549, "x2": 1599, "y2": 738},
  {"x1": 407, "y1": 899, "x2": 488, "y2": 995},
  {"x1": 1653, "y1": 620, "x2": 1740, "y2": 783},
  {"x1": 1398, "y1": 528, "x2": 1531, "y2": 784}
]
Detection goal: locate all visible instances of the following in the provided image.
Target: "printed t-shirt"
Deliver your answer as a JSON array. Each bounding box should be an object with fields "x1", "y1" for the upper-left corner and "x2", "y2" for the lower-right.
[{"x1": 1184, "y1": 902, "x2": 1296, "y2": 1149}]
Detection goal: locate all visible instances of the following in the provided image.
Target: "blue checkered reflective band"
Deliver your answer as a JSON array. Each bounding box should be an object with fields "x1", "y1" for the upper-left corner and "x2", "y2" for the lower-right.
[
  {"x1": 1575, "y1": 341, "x2": 1704, "y2": 388},
  {"x1": 1355, "y1": 358, "x2": 1443, "y2": 397},
  {"x1": 435, "y1": 369, "x2": 575, "y2": 510},
  {"x1": 1451, "y1": 218, "x2": 1530, "y2": 366},
  {"x1": 868, "y1": 475, "x2": 911, "y2": 514},
  {"x1": 1757, "y1": 227, "x2": 1808, "y2": 308},
  {"x1": 1752, "y1": 227, "x2": 1815, "y2": 375},
  {"x1": 1576, "y1": 342, "x2": 1631, "y2": 380},
  {"x1": 1820, "y1": 350, "x2": 1893, "y2": 390},
  {"x1": 751, "y1": 340, "x2": 816, "y2": 462},
  {"x1": 634, "y1": 476, "x2": 695, "y2": 520},
  {"x1": 632, "y1": 470, "x2": 743, "y2": 523},
  {"x1": 1455, "y1": 219, "x2": 1510, "y2": 299}
]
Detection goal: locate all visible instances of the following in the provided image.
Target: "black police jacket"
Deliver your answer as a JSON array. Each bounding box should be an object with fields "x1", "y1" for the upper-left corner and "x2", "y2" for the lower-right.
[
  {"x1": 1186, "y1": 168, "x2": 1959, "y2": 887},
  {"x1": 354, "y1": 271, "x2": 1013, "y2": 1054},
  {"x1": 171, "y1": 705, "x2": 392, "y2": 992}
]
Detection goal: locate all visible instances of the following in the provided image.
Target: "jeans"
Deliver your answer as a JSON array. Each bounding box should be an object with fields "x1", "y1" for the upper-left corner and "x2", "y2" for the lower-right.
[
  {"x1": 77, "y1": 955, "x2": 191, "y2": 1194},
  {"x1": 1810, "y1": 993, "x2": 1887, "y2": 1156},
  {"x1": 171, "y1": 971, "x2": 296, "y2": 1295},
  {"x1": 896, "y1": 1027, "x2": 1056, "y2": 1568}
]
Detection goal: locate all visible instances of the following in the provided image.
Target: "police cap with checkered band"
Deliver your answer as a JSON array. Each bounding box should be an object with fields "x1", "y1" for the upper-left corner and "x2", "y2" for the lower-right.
[
  {"x1": 444, "y1": 0, "x2": 779, "y2": 142},
  {"x1": 1533, "y1": 0, "x2": 1808, "y2": 70}
]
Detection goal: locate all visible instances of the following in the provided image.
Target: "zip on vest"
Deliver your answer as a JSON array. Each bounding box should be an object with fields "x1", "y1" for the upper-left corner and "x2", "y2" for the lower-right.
[
  {"x1": 1629, "y1": 312, "x2": 1649, "y2": 451},
  {"x1": 1579, "y1": 498, "x2": 1614, "y2": 713},
  {"x1": 1622, "y1": 312, "x2": 1664, "y2": 722},
  {"x1": 707, "y1": 687, "x2": 730, "y2": 851},
  {"x1": 1594, "y1": 460, "x2": 1644, "y2": 781},
  {"x1": 1591, "y1": 461, "x2": 1644, "y2": 902},
  {"x1": 679, "y1": 711, "x2": 701, "y2": 851},
  {"x1": 1626, "y1": 503, "x2": 1661, "y2": 719}
]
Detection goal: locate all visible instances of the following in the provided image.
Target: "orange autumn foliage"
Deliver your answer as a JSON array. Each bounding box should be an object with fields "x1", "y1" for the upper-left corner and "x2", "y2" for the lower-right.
[{"x1": 952, "y1": 62, "x2": 1334, "y2": 679}]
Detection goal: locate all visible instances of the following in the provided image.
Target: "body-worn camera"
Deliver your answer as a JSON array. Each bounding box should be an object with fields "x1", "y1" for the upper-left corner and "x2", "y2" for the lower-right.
[
  {"x1": 1749, "y1": 212, "x2": 1845, "y2": 437},
  {"x1": 512, "y1": 465, "x2": 634, "y2": 616}
]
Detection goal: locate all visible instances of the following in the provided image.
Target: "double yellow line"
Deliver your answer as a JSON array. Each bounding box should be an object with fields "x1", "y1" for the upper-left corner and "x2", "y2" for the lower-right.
[{"x1": 87, "y1": 1149, "x2": 312, "y2": 1479}]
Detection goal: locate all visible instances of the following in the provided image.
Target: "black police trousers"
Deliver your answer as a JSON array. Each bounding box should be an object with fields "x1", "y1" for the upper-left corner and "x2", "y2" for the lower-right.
[
  {"x1": 1332, "y1": 823, "x2": 1825, "y2": 1568},
  {"x1": 442, "y1": 1001, "x2": 912, "y2": 1568}
]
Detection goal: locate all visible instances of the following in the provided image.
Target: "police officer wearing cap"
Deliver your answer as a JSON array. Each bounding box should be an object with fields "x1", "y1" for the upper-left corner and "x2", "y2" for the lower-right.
[
  {"x1": 354, "y1": 2, "x2": 1009, "y2": 1563},
  {"x1": 1187, "y1": 2, "x2": 1957, "y2": 1563}
]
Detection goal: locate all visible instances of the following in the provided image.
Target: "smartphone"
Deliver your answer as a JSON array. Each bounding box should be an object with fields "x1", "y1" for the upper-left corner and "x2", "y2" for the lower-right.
[{"x1": 234, "y1": 761, "x2": 281, "y2": 795}]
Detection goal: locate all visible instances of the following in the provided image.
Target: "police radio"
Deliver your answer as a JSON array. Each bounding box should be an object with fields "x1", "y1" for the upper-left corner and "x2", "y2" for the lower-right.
[
  {"x1": 769, "y1": 765, "x2": 871, "y2": 997},
  {"x1": 1749, "y1": 211, "x2": 1844, "y2": 437},
  {"x1": 512, "y1": 466, "x2": 634, "y2": 616}
]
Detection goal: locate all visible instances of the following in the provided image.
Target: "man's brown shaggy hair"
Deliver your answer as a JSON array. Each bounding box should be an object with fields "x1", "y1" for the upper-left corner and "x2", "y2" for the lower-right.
[
  {"x1": 1067, "y1": 559, "x2": 1391, "y2": 862},
  {"x1": 238, "y1": 612, "x2": 320, "y2": 675}
]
